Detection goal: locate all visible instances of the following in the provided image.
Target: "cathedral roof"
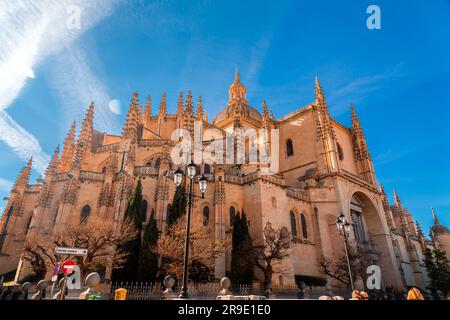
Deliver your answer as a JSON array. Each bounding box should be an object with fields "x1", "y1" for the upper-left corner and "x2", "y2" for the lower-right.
[{"x1": 213, "y1": 103, "x2": 262, "y2": 125}]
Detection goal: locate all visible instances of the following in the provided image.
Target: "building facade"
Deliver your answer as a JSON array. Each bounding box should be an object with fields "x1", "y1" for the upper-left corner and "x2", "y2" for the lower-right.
[{"x1": 1, "y1": 71, "x2": 449, "y2": 290}]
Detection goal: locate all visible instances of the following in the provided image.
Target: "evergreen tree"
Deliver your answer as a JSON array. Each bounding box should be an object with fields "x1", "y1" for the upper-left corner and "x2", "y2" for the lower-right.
[
  {"x1": 168, "y1": 182, "x2": 187, "y2": 225},
  {"x1": 137, "y1": 209, "x2": 159, "y2": 282},
  {"x1": 230, "y1": 211, "x2": 254, "y2": 284},
  {"x1": 424, "y1": 247, "x2": 450, "y2": 293},
  {"x1": 112, "y1": 180, "x2": 143, "y2": 282}
]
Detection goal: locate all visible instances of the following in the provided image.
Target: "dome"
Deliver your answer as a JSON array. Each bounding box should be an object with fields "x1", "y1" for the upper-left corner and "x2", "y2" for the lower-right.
[
  {"x1": 212, "y1": 69, "x2": 262, "y2": 126},
  {"x1": 213, "y1": 103, "x2": 262, "y2": 125}
]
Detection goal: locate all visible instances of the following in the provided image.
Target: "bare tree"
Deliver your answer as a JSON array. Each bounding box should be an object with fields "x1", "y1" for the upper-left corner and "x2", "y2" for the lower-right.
[
  {"x1": 320, "y1": 245, "x2": 370, "y2": 288},
  {"x1": 154, "y1": 215, "x2": 227, "y2": 282},
  {"x1": 22, "y1": 217, "x2": 136, "y2": 277},
  {"x1": 253, "y1": 222, "x2": 292, "y2": 290}
]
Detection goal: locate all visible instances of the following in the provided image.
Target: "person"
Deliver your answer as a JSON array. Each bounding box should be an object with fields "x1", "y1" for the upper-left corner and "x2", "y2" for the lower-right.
[
  {"x1": 407, "y1": 287, "x2": 424, "y2": 300},
  {"x1": 350, "y1": 290, "x2": 361, "y2": 300},
  {"x1": 360, "y1": 291, "x2": 369, "y2": 300}
]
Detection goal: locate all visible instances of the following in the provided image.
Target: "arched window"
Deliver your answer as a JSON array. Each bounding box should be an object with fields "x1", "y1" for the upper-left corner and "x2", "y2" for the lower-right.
[
  {"x1": 230, "y1": 206, "x2": 236, "y2": 226},
  {"x1": 53, "y1": 205, "x2": 60, "y2": 226},
  {"x1": 155, "y1": 158, "x2": 161, "y2": 168},
  {"x1": 204, "y1": 163, "x2": 211, "y2": 175},
  {"x1": 203, "y1": 206, "x2": 210, "y2": 226},
  {"x1": 337, "y1": 143, "x2": 344, "y2": 161},
  {"x1": 24, "y1": 216, "x2": 32, "y2": 232},
  {"x1": 166, "y1": 204, "x2": 172, "y2": 222},
  {"x1": 286, "y1": 139, "x2": 294, "y2": 157},
  {"x1": 80, "y1": 205, "x2": 91, "y2": 223},
  {"x1": 140, "y1": 200, "x2": 148, "y2": 223},
  {"x1": 290, "y1": 211, "x2": 297, "y2": 237},
  {"x1": 300, "y1": 213, "x2": 308, "y2": 239}
]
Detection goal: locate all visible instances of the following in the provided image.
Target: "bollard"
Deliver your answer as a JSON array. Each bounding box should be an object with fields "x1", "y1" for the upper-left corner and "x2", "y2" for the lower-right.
[
  {"x1": 114, "y1": 288, "x2": 127, "y2": 300},
  {"x1": 217, "y1": 277, "x2": 231, "y2": 297},
  {"x1": 31, "y1": 280, "x2": 49, "y2": 300},
  {"x1": 80, "y1": 272, "x2": 102, "y2": 300},
  {"x1": 162, "y1": 275, "x2": 177, "y2": 300}
]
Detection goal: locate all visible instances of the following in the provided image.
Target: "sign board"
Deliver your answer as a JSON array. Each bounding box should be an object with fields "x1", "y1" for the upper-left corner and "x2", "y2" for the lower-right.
[
  {"x1": 55, "y1": 247, "x2": 88, "y2": 256},
  {"x1": 61, "y1": 260, "x2": 76, "y2": 276},
  {"x1": 52, "y1": 263, "x2": 60, "y2": 275}
]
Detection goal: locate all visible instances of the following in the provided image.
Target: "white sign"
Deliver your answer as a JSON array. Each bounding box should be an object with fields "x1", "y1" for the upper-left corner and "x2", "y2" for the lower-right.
[{"x1": 55, "y1": 247, "x2": 88, "y2": 256}]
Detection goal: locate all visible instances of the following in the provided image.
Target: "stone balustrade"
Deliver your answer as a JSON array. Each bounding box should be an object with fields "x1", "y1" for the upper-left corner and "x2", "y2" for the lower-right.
[
  {"x1": 96, "y1": 143, "x2": 118, "y2": 153},
  {"x1": 79, "y1": 171, "x2": 105, "y2": 182}
]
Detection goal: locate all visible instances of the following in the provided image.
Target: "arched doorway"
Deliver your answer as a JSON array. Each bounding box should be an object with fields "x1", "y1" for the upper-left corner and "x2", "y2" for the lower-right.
[{"x1": 349, "y1": 191, "x2": 401, "y2": 289}]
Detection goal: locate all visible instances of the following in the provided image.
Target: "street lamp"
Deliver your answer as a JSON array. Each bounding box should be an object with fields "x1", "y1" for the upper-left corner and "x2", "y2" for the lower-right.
[
  {"x1": 336, "y1": 212, "x2": 354, "y2": 291},
  {"x1": 173, "y1": 161, "x2": 208, "y2": 298}
]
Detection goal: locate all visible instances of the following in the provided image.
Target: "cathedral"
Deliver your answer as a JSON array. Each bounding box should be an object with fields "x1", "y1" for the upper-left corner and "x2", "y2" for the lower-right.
[{"x1": 1, "y1": 70, "x2": 449, "y2": 291}]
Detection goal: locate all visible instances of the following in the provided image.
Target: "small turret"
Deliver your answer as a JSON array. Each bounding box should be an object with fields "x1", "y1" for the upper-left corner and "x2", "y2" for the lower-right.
[
  {"x1": 144, "y1": 96, "x2": 152, "y2": 126},
  {"x1": 59, "y1": 121, "x2": 76, "y2": 172},
  {"x1": 45, "y1": 145, "x2": 60, "y2": 178},
  {"x1": 122, "y1": 93, "x2": 139, "y2": 142},
  {"x1": 177, "y1": 92, "x2": 184, "y2": 116},
  {"x1": 12, "y1": 158, "x2": 32, "y2": 192},
  {"x1": 196, "y1": 96, "x2": 204, "y2": 121},
  {"x1": 158, "y1": 92, "x2": 167, "y2": 117}
]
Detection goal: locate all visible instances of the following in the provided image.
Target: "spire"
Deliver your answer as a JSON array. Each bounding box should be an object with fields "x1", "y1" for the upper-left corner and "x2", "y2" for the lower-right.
[
  {"x1": 351, "y1": 104, "x2": 364, "y2": 136},
  {"x1": 12, "y1": 158, "x2": 32, "y2": 191},
  {"x1": 59, "y1": 121, "x2": 76, "y2": 172},
  {"x1": 78, "y1": 102, "x2": 94, "y2": 149},
  {"x1": 185, "y1": 91, "x2": 194, "y2": 115},
  {"x1": 234, "y1": 67, "x2": 240, "y2": 83},
  {"x1": 122, "y1": 92, "x2": 139, "y2": 141},
  {"x1": 144, "y1": 96, "x2": 152, "y2": 125},
  {"x1": 270, "y1": 107, "x2": 274, "y2": 120},
  {"x1": 394, "y1": 189, "x2": 401, "y2": 207},
  {"x1": 204, "y1": 111, "x2": 208, "y2": 123},
  {"x1": 315, "y1": 77, "x2": 326, "y2": 106},
  {"x1": 177, "y1": 92, "x2": 184, "y2": 116},
  {"x1": 158, "y1": 92, "x2": 167, "y2": 117},
  {"x1": 431, "y1": 207, "x2": 439, "y2": 225},
  {"x1": 379, "y1": 183, "x2": 394, "y2": 229},
  {"x1": 262, "y1": 100, "x2": 269, "y2": 127},
  {"x1": 45, "y1": 145, "x2": 60, "y2": 177},
  {"x1": 416, "y1": 220, "x2": 425, "y2": 238},
  {"x1": 196, "y1": 96, "x2": 204, "y2": 120}
]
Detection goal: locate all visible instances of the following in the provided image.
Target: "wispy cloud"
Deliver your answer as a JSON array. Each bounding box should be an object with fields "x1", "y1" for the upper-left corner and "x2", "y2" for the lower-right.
[
  {"x1": 374, "y1": 147, "x2": 417, "y2": 166},
  {"x1": 0, "y1": 1, "x2": 120, "y2": 172},
  {"x1": 328, "y1": 63, "x2": 404, "y2": 116},
  {"x1": 48, "y1": 46, "x2": 120, "y2": 133},
  {"x1": 0, "y1": 111, "x2": 50, "y2": 172},
  {"x1": 0, "y1": 178, "x2": 13, "y2": 193},
  {"x1": 244, "y1": 33, "x2": 273, "y2": 98}
]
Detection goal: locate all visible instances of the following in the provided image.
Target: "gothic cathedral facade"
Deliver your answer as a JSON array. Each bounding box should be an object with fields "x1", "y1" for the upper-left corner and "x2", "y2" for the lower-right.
[{"x1": 1, "y1": 71, "x2": 449, "y2": 290}]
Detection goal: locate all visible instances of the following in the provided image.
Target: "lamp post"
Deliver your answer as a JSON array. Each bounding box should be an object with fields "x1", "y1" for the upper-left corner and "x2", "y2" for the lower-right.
[
  {"x1": 173, "y1": 161, "x2": 208, "y2": 299},
  {"x1": 336, "y1": 212, "x2": 354, "y2": 291}
]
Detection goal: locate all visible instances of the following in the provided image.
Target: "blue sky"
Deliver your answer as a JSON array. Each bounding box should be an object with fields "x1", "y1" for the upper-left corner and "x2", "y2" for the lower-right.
[{"x1": 0, "y1": 0, "x2": 449, "y2": 234}]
